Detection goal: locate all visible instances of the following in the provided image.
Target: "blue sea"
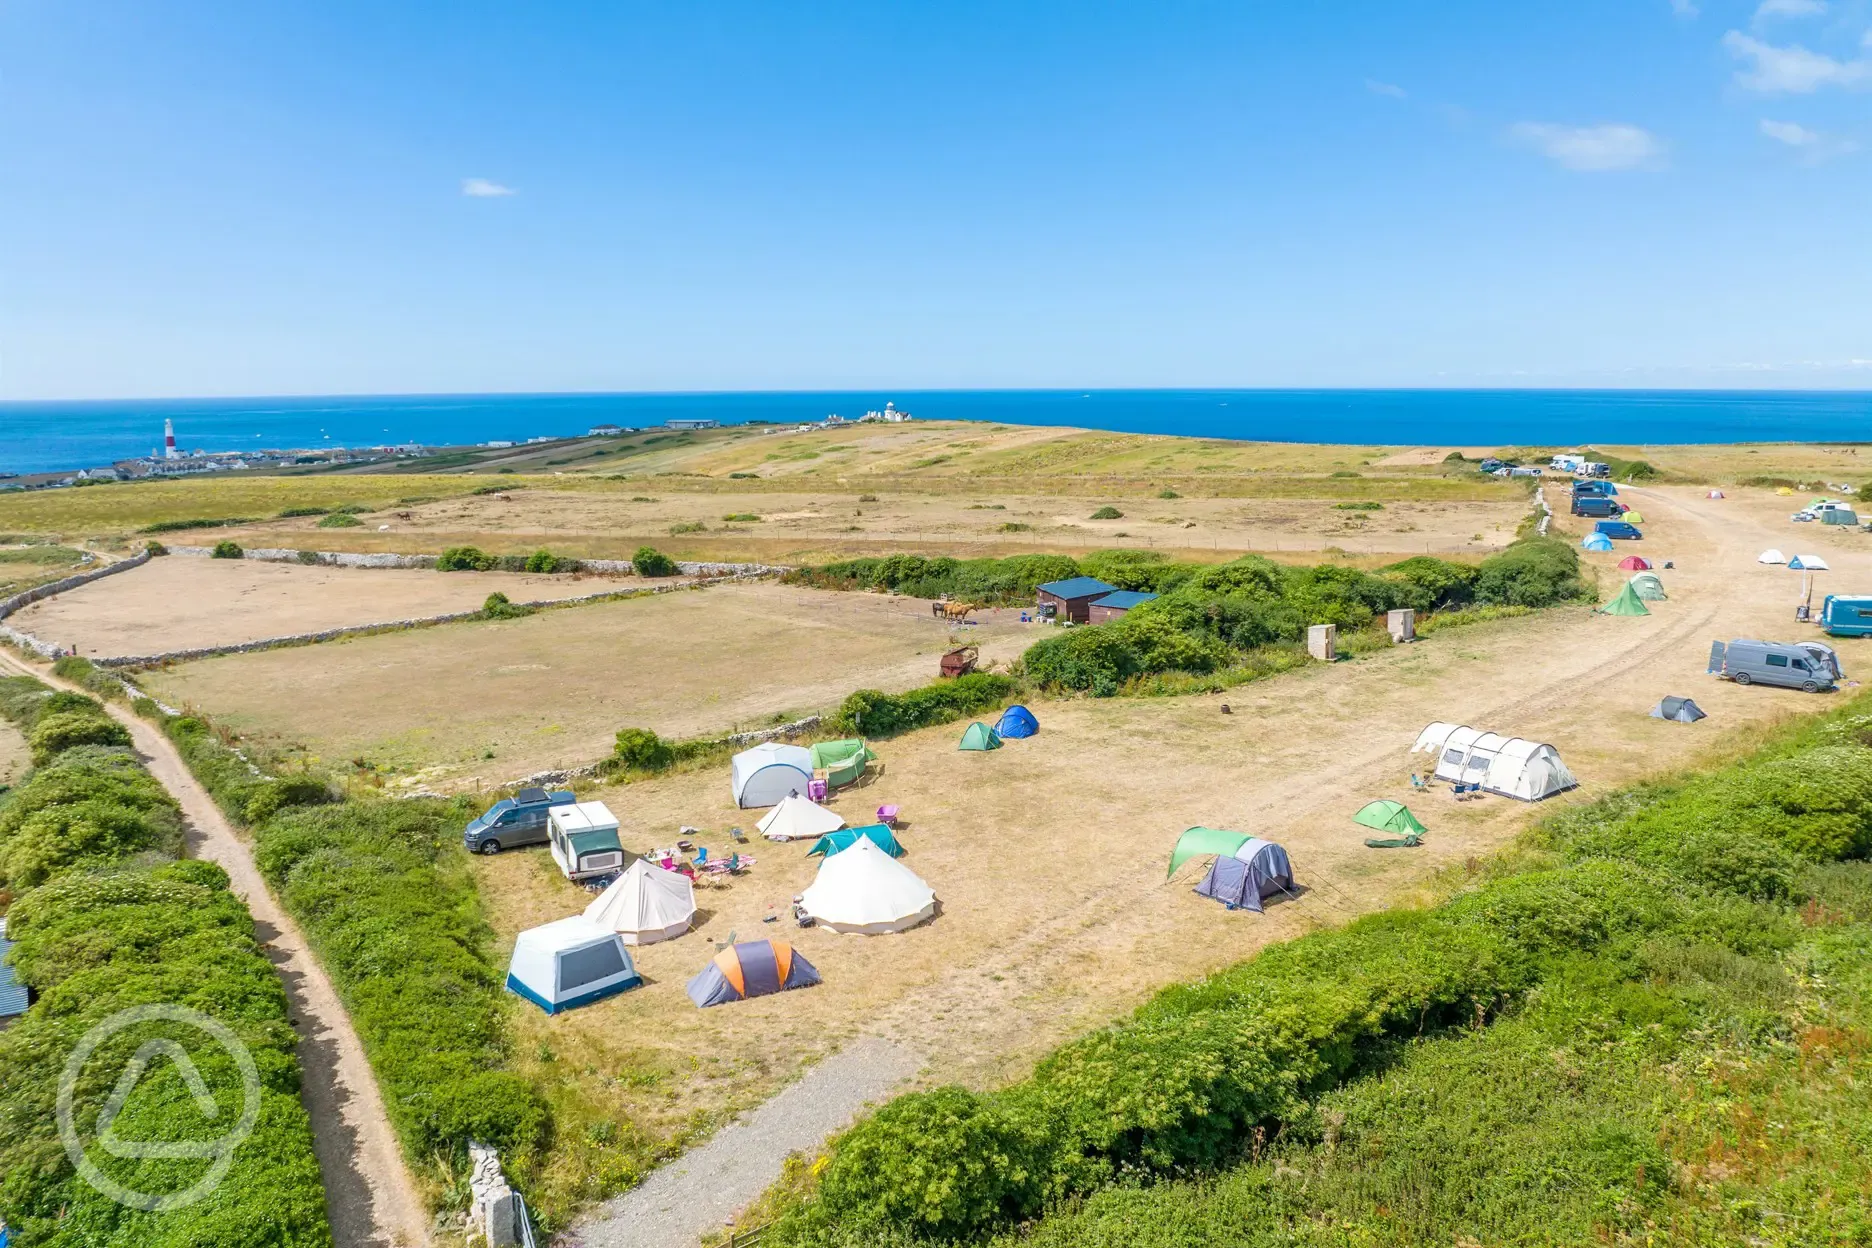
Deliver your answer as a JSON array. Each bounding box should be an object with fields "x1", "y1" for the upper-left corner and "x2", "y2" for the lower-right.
[{"x1": 1, "y1": 389, "x2": 1868, "y2": 476}]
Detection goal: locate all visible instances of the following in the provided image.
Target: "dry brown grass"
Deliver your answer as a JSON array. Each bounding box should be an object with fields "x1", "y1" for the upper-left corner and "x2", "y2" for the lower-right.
[{"x1": 140, "y1": 583, "x2": 1036, "y2": 785}]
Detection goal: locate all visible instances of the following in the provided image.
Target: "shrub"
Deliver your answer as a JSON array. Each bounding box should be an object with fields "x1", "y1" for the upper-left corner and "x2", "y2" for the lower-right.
[
  {"x1": 437, "y1": 545, "x2": 496, "y2": 571},
  {"x1": 633, "y1": 547, "x2": 679, "y2": 577},
  {"x1": 27, "y1": 709, "x2": 131, "y2": 764},
  {"x1": 277, "y1": 506, "x2": 330, "y2": 518},
  {"x1": 144, "y1": 539, "x2": 168, "y2": 556},
  {"x1": 999, "y1": 522, "x2": 1032, "y2": 533},
  {"x1": 1089, "y1": 506, "x2": 1124, "y2": 520},
  {"x1": 613, "y1": 727, "x2": 676, "y2": 771},
  {"x1": 316, "y1": 512, "x2": 363, "y2": 528},
  {"x1": 523, "y1": 548, "x2": 566, "y2": 573},
  {"x1": 1158, "y1": 488, "x2": 1182, "y2": 499},
  {"x1": 210, "y1": 539, "x2": 243, "y2": 559},
  {"x1": 481, "y1": 592, "x2": 536, "y2": 620},
  {"x1": 1334, "y1": 500, "x2": 1384, "y2": 511},
  {"x1": 723, "y1": 513, "x2": 762, "y2": 523},
  {"x1": 137, "y1": 517, "x2": 253, "y2": 534},
  {"x1": 1382, "y1": 556, "x2": 1480, "y2": 610},
  {"x1": 669, "y1": 521, "x2": 707, "y2": 535},
  {"x1": 1473, "y1": 537, "x2": 1587, "y2": 608},
  {"x1": 831, "y1": 674, "x2": 1015, "y2": 737}
]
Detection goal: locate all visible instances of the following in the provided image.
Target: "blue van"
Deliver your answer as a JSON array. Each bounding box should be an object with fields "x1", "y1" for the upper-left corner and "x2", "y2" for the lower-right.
[
  {"x1": 1593, "y1": 520, "x2": 1642, "y2": 540},
  {"x1": 1571, "y1": 495, "x2": 1621, "y2": 518},
  {"x1": 1572, "y1": 480, "x2": 1618, "y2": 498},
  {"x1": 1820, "y1": 595, "x2": 1872, "y2": 637}
]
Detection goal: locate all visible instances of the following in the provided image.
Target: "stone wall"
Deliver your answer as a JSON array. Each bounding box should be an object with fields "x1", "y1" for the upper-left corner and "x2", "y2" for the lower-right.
[
  {"x1": 168, "y1": 544, "x2": 784, "y2": 578},
  {"x1": 0, "y1": 549, "x2": 147, "y2": 658}
]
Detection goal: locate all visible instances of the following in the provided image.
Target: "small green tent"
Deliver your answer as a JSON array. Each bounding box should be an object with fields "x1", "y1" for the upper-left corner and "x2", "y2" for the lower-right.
[
  {"x1": 1167, "y1": 826, "x2": 1253, "y2": 877},
  {"x1": 1352, "y1": 800, "x2": 1426, "y2": 836},
  {"x1": 1599, "y1": 582, "x2": 1650, "y2": 616},
  {"x1": 808, "y1": 739, "x2": 875, "y2": 787},
  {"x1": 1621, "y1": 510, "x2": 1645, "y2": 524},
  {"x1": 1629, "y1": 572, "x2": 1666, "y2": 601},
  {"x1": 958, "y1": 722, "x2": 1002, "y2": 751}
]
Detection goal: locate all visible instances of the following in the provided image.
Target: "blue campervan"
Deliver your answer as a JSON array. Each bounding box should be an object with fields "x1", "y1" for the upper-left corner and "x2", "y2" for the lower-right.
[{"x1": 1820, "y1": 595, "x2": 1872, "y2": 638}]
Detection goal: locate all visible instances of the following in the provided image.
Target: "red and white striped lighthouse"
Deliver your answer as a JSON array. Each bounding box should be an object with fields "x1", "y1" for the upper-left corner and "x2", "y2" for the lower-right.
[{"x1": 163, "y1": 418, "x2": 178, "y2": 460}]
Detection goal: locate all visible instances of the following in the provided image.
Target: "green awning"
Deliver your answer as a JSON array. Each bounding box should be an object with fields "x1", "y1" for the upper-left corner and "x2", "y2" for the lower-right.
[{"x1": 1167, "y1": 826, "x2": 1252, "y2": 877}]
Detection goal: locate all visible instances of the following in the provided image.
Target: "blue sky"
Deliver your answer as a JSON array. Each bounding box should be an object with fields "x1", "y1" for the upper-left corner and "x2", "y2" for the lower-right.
[{"x1": 2, "y1": 0, "x2": 1869, "y2": 397}]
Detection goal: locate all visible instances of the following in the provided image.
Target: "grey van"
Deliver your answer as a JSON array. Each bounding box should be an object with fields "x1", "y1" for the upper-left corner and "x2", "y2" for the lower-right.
[
  {"x1": 1708, "y1": 639, "x2": 1841, "y2": 693},
  {"x1": 463, "y1": 786, "x2": 576, "y2": 854}
]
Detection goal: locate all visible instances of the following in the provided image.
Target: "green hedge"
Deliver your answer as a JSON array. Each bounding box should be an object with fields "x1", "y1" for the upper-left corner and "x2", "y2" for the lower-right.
[
  {"x1": 154, "y1": 711, "x2": 549, "y2": 1165},
  {"x1": 767, "y1": 697, "x2": 1872, "y2": 1245},
  {"x1": 0, "y1": 674, "x2": 330, "y2": 1245},
  {"x1": 831, "y1": 674, "x2": 1015, "y2": 737}
]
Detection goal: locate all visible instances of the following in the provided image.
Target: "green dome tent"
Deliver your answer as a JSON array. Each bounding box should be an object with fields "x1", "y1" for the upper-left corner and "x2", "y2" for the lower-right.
[
  {"x1": 1598, "y1": 582, "x2": 1650, "y2": 616},
  {"x1": 958, "y1": 721, "x2": 1003, "y2": 751},
  {"x1": 1629, "y1": 572, "x2": 1666, "y2": 601},
  {"x1": 1621, "y1": 510, "x2": 1645, "y2": 524},
  {"x1": 1167, "y1": 826, "x2": 1252, "y2": 877},
  {"x1": 1352, "y1": 801, "x2": 1426, "y2": 836}
]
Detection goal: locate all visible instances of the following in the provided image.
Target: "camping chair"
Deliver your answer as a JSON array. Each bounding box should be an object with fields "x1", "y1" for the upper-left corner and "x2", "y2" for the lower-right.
[
  {"x1": 875, "y1": 804, "x2": 900, "y2": 828},
  {"x1": 1410, "y1": 773, "x2": 1427, "y2": 790},
  {"x1": 693, "y1": 846, "x2": 709, "y2": 868},
  {"x1": 729, "y1": 825, "x2": 748, "y2": 844},
  {"x1": 808, "y1": 778, "x2": 829, "y2": 802},
  {"x1": 1364, "y1": 831, "x2": 1425, "y2": 849}
]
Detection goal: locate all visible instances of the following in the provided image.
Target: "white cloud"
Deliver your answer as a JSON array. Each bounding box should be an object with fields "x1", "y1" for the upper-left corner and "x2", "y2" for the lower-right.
[
  {"x1": 1670, "y1": 0, "x2": 1699, "y2": 16},
  {"x1": 1364, "y1": 78, "x2": 1407, "y2": 99},
  {"x1": 1759, "y1": 117, "x2": 1860, "y2": 160},
  {"x1": 1755, "y1": 0, "x2": 1826, "y2": 19},
  {"x1": 461, "y1": 178, "x2": 516, "y2": 198},
  {"x1": 1723, "y1": 31, "x2": 1872, "y2": 91},
  {"x1": 1509, "y1": 122, "x2": 1665, "y2": 171}
]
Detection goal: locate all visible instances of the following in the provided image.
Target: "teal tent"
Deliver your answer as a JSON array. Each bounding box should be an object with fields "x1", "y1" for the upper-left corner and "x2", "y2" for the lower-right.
[
  {"x1": 807, "y1": 824, "x2": 905, "y2": 859},
  {"x1": 959, "y1": 722, "x2": 1002, "y2": 751}
]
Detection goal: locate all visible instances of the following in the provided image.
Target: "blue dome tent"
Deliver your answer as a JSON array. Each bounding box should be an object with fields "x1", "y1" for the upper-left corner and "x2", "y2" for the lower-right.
[
  {"x1": 1581, "y1": 533, "x2": 1615, "y2": 552},
  {"x1": 995, "y1": 705, "x2": 1039, "y2": 739}
]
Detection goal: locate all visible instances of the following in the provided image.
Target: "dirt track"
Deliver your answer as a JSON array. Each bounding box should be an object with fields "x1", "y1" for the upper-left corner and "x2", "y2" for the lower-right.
[
  {"x1": 0, "y1": 649, "x2": 430, "y2": 1248},
  {"x1": 569, "y1": 484, "x2": 1866, "y2": 1244}
]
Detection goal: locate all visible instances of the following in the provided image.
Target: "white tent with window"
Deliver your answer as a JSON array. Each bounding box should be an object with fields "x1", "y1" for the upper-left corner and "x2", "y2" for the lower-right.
[
  {"x1": 582, "y1": 858, "x2": 696, "y2": 945},
  {"x1": 1410, "y1": 722, "x2": 1577, "y2": 801},
  {"x1": 757, "y1": 793, "x2": 846, "y2": 842},
  {"x1": 730, "y1": 742, "x2": 815, "y2": 808},
  {"x1": 506, "y1": 917, "x2": 642, "y2": 1014}
]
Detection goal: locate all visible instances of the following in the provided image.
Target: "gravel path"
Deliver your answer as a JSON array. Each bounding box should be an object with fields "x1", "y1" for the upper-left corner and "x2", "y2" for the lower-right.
[
  {"x1": 0, "y1": 650, "x2": 432, "y2": 1248},
  {"x1": 572, "y1": 1038, "x2": 922, "y2": 1248}
]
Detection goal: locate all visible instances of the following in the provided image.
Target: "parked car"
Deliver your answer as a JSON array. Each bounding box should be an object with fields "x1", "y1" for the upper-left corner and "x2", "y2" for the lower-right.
[
  {"x1": 1593, "y1": 520, "x2": 1642, "y2": 540},
  {"x1": 1708, "y1": 639, "x2": 1841, "y2": 692},
  {"x1": 1572, "y1": 496, "x2": 1621, "y2": 518},
  {"x1": 463, "y1": 786, "x2": 576, "y2": 855},
  {"x1": 1571, "y1": 480, "x2": 1618, "y2": 498}
]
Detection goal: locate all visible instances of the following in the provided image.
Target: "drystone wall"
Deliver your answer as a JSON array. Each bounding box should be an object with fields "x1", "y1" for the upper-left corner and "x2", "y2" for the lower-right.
[
  {"x1": 0, "y1": 549, "x2": 145, "y2": 657},
  {"x1": 168, "y1": 544, "x2": 782, "y2": 578}
]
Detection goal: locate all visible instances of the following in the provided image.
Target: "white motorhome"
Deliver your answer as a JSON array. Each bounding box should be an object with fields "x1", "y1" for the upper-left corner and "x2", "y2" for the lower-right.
[{"x1": 547, "y1": 801, "x2": 627, "y2": 881}]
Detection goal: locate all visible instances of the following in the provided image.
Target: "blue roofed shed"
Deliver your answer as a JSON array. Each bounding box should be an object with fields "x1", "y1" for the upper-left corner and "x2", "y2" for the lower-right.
[
  {"x1": 1036, "y1": 576, "x2": 1118, "y2": 623},
  {"x1": 1088, "y1": 590, "x2": 1159, "y2": 622}
]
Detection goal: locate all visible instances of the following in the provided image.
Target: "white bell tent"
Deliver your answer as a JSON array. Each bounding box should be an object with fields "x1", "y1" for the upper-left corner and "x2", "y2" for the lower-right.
[
  {"x1": 800, "y1": 838, "x2": 936, "y2": 935},
  {"x1": 582, "y1": 858, "x2": 697, "y2": 945},
  {"x1": 757, "y1": 793, "x2": 846, "y2": 842}
]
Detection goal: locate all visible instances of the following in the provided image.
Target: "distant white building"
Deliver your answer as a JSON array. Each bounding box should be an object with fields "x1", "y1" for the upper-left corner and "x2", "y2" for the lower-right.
[
  {"x1": 861, "y1": 402, "x2": 913, "y2": 423},
  {"x1": 666, "y1": 418, "x2": 720, "y2": 431},
  {"x1": 588, "y1": 423, "x2": 625, "y2": 436}
]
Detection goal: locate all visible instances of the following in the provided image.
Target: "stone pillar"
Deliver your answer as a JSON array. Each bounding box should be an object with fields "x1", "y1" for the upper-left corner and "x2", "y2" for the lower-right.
[
  {"x1": 470, "y1": 1142, "x2": 522, "y2": 1247},
  {"x1": 1307, "y1": 623, "x2": 1336, "y2": 662},
  {"x1": 1386, "y1": 609, "x2": 1416, "y2": 643}
]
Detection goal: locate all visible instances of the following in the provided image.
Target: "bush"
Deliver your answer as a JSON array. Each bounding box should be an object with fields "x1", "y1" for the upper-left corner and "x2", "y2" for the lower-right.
[
  {"x1": 144, "y1": 540, "x2": 168, "y2": 556},
  {"x1": 1334, "y1": 500, "x2": 1383, "y2": 511},
  {"x1": 1473, "y1": 537, "x2": 1587, "y2": 608},
  {"x1": 481, "y1": 592, "x2": 536, "y2": 620},
  {"x1": 613, "y1": 727, "x2": 676, "y2": 771},
  {"x1": 1382, "y1": 556, "x2": 1480, "y2": 610},
  {"x1": 137, "y1": 517, "x2": 253, "y2": 534},
  {"x1": 1158, "y1": 488, "x2": 1181, "y2": 499},
  {"x1": 831, "y1": 674, "x2": 1015, "y2": 737},
  {"x1": 1090, "y1": 506, "x2": 1124, "y2": 520},
  {"x1": 436, "y1": 545, "x2": 496, "y2": 571},
  {"x1": 723, "y1": 513, "x2": 762, "y2": 523},
  {"x1": 277, "y1": 506, "x2": 331, "y2": 517},
  {"x1": 316, "y1": 512, "x2": 363, "y2": 528},
  {"x1": 523, "y1": 548, "x2": 566, "y2": 573},
  {"x1": 633, "y1": 547, "x2": 679, "y2": 577},
  {"x1": 211, "y1": 539, "x2": 243, "y2": 559},
  {"x1": 27, "y1": 708, "x2": 131, "y2": 764},
  {"x1": 0, "y1": 745, "x2": 185, "y2": 888}
]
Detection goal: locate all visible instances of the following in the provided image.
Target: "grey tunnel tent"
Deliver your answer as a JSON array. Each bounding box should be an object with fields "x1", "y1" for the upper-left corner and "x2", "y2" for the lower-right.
[
  {"x1": 1193, "y1": 837, "x2": 1296, "y2": 913},
  {"x1": 1650, "y1": 696, "x2": 1708, "y2": 723}
]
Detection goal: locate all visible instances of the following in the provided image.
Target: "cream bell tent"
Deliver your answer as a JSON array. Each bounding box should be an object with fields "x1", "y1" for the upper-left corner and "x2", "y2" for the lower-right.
[
  {"x1": 757, "y1": 793, "x2": 846, "y2": 842},
  {"x1": 1411, "y1": 723, "x2": 1577, "y2": 801},
  {"x1": 506, "y1": 917, "x2": 641, "y2": 1014},
  {"x1": 582, "y1": 858, "x2": 696, "y2": 945},
  {"x1": 1758, "y1": 549, "x2": 1787, "y2": 565},
  {"x1": 800, "y1": 837, "x2": 936, "y2": 934},
  {"x1": 730, "y1": 742, "x2": 814, "y2": 808}
]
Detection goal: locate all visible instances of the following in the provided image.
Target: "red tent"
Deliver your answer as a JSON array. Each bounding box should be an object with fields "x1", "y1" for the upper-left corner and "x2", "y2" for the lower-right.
[{"x1": 1618, "y1": 555, "x2": 1652, "y2": 571}]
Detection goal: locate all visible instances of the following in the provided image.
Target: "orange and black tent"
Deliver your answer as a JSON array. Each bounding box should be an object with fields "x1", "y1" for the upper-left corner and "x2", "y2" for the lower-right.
[{"x1": 686, "y1": 938, "x2": 822, "y2": 1007}]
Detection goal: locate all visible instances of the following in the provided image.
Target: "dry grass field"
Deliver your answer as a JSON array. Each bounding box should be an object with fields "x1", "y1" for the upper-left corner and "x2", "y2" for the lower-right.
[
  {"x1": 141, "y1": 582, "x2": 1035, "y2": 785},
  {"x1": 13, "y1": 555, "x2": 642, "y2": 657},
  {"x1": 0, "y1": 544, "x2": 92, "y2": 598},
  {"x1": 466, "y1": 483, "x2": 1867, "y2": 1212}
]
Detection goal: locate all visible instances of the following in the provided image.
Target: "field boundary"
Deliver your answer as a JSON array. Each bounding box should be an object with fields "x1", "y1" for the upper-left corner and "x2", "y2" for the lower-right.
[
  {"x1": 95, "y1": 569, "x2": 781, "y2": 669},
  {"x1": 0, "y1": 547, "x2": 143, "y2": 657},
  {"x1": 167, "y1": 543, "x2": 786, "y2": 578}
]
